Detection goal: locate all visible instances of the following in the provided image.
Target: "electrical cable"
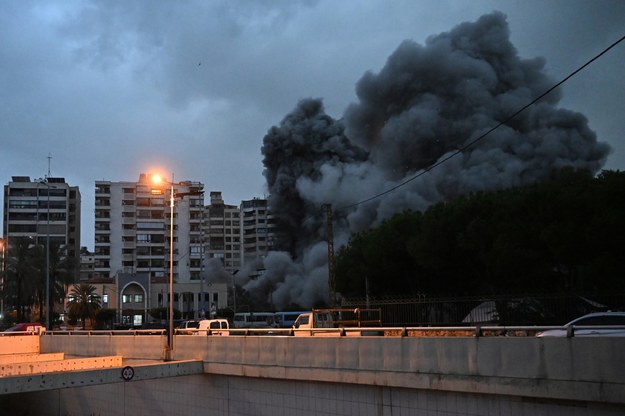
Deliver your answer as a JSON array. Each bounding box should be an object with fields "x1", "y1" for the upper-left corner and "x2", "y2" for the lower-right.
[{"x1": 338, "y1": 33, "x2": 625, "y2": 211}]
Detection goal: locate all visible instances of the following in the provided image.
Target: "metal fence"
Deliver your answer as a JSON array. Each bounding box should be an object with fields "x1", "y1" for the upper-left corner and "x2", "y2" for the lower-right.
[{"x1": 341, "y1": 293, "x2": 625, "y2": 326}]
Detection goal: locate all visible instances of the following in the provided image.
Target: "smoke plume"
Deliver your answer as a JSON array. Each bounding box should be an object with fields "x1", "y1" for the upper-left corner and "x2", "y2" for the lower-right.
[{"x1": 250, "y1": 12, "x2": 610, "y2": 308}]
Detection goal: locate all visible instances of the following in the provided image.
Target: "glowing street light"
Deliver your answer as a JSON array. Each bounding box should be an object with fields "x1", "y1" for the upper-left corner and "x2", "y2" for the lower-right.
[
  {"x1": 151, "y1": 173, "x2": 175, "y2": 359},
  {"x1": 151, "y1": 172, "x2": 203, "y2": 360}
]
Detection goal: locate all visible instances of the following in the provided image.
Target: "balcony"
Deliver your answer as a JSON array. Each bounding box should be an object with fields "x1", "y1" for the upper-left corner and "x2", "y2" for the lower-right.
[{"x1": 123, "y1": 241, "x2": 136, "y2": 249}]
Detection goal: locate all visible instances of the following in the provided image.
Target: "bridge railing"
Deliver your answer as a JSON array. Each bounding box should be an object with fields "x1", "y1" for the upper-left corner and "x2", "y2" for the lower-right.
[{"x1": 41, "y1": 324, "x2": 625, "y2": 338}]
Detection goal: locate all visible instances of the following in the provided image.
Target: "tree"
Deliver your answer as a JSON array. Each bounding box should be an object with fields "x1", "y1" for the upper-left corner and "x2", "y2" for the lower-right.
[
  {"x1": 335, "y1": 169, "x2": 625, "y2": 299},
  {"x1": 66, "y1": 284, "x2": 101, "y2": 329},
  {"x1": 4, "y1": 237, "x2": 39, "y2": 322}
]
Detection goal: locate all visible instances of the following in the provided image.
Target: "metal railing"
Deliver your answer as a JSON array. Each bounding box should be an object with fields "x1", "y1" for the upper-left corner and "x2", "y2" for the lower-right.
[
  {"x1": 40, "y1": 325, "x2": 625, "y2": 338},
  {"x1": 342, "y1": 293, "x2": 625, "y2": 326}
]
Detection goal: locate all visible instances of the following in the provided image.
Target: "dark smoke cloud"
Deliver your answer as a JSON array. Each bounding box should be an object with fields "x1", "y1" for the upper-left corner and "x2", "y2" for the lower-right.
[
  {"x1": 261, "y1": 99, "x2": 368, "y2": 255},
  {"x1": 252, "y1": 12, "x2": 610, "y2": 308}
]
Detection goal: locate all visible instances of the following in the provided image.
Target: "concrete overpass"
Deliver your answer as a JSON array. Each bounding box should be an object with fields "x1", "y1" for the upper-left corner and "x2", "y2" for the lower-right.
[{"x1": 0, "y1": 330, "x2": 624, "y2": 415}]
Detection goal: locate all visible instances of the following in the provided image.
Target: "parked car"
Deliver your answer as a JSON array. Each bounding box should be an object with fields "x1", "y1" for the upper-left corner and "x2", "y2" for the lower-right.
[
  {"x1": 2, "y1": 322, "x2": 45, "y2": 335},
  {"x1": 536, "y1": 312, "x2": 625, "y2": 337}
]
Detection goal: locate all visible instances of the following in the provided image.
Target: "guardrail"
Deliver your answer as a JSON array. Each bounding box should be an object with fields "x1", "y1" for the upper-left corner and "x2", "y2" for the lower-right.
[{"x1": 38, "y1": 325, "x2": 625, "y2": 338}]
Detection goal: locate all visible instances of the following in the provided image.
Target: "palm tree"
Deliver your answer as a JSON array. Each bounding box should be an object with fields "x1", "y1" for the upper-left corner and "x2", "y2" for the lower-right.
[
  {"x1": 66, "y1": 284, "x2": 101, "y2": 329},
  {"x1": 48, "y1": 242, "x2": 78, "y2": 325},
  {"x1": 4, "y1": 237, "x2": 39, "y2": 322}
]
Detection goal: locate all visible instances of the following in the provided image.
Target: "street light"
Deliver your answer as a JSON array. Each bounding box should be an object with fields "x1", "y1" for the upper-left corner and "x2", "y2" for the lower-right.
[
  {"x1": 151, "y1": 173, "x2": 204, "y2": 360},
  {"x1": 38, "y1": 179, "x2": 55, "y2": 330},
  {"x1": 152, "y1": 174, "x2": 175, "y2": 358},
  {"x1": 168, "y1": 176, "x2": 174, "y2": 358},
  {"x1": 0, "y1": 238, "x2": 5, "y2": 321},
  {"x1": 232, "y1": 269, "x2": 239, "y2": 315}
]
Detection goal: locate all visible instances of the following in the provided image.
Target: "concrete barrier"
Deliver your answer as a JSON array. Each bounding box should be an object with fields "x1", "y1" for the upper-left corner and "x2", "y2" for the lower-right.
[
  {"x1": 41, "y1": 333, "x2": 625, "y2": 405},
  {"x1": 0, "y1": 334, "x2": 40, "y2": 355}
]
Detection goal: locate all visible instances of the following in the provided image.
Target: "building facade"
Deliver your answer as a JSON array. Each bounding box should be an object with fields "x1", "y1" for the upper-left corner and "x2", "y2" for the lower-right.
[
  {"x1": 94, "y1": 173, "x2": 204, "y2": 283},
  {"x1": 2, "y1": 176, "x2": 81, "y2": 270},
  {"x1": 240, "y1": 198, "x2": 276, "y2": 265},
  {"x1": 203, "y1": 191, "x2": 241, "y2": 274}
]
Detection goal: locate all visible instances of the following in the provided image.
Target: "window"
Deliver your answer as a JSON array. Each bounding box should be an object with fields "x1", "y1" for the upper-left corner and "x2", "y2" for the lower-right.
[{"x1": 134, "y1": 294, "x2": 144, "y2": 303}]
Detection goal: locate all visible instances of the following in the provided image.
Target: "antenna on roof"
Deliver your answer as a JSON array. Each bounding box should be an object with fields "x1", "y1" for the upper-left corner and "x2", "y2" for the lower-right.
[{"x1": 46, "y1": 153, "x2": 52, "y2": 179}]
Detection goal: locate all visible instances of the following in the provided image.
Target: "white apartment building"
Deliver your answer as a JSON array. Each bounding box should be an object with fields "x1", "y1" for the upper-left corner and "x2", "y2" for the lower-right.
[
  {"x1": 94, "y1": 173, "x2": 204, "y2": 283},
  {"x1": 2, "y1": 176, "x2": 81, "y2": 270}
]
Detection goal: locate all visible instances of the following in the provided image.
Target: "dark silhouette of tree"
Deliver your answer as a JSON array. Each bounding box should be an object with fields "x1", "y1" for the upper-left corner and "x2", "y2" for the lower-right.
[
  {"x1": 4, "y1": 237, "x2": 38, "y2": 322},
  {"x1": 20, "y1": 240, "x2": 77, "y2": 324},
  {"x1": 66, "y1": 284, "x2": 101, "y2": 329},
  {"x1": 335, "y1": 169, "x2": 625, "y2": 299}
]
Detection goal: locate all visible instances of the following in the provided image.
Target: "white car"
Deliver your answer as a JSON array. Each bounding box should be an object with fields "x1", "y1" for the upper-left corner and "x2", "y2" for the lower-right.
[{"x1": 536, "y1": 312, "x2": 625, "y2": 337}]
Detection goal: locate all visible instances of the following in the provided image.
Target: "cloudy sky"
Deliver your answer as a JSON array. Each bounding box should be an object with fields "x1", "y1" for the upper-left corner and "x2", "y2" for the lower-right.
[{"x1": 2, "y1": 0, "x2": 624, "y2": 251}]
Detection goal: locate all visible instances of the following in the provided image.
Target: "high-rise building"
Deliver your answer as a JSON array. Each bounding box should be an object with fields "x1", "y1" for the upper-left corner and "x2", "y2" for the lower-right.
[
  {"x1": 203, "y1": 191, "x2": 241, "y2": 274},
  {"x1": 94, "y1": 173, "x2": 204, "y2": 282},
  {"x1": 240, "y1": 198, "x2": 276, "y2": 265},
  {"x1": 2, "y1": 176, "x2": 81, "y2": 272}
]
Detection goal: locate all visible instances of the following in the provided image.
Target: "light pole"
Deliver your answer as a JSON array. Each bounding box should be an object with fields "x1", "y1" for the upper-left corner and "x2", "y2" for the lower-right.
[
  {"x1": 150, "y1": 173, "x2": 175, "y2": 359},
  {"x1": 199, "y1": 220, "x2": 205, "y2": 318},
  {"x1": 0, "y1": 238, "x2": 5, "y2": 321},
  {"x1": 232, "y1": 269, "x2": 239, "y2": 315},
  {"x1": 39, "y1": 179, "x2": 54, "y2": 330},
  {"x1": 168, "y1": 175, "x2": 174, "y2": 358},
  {"x1": 151, "y1": 173, "x2": 204, "y2": 359}
]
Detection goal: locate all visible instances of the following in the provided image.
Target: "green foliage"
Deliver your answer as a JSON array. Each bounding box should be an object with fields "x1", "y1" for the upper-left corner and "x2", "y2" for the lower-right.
[{"x1": 335, "y1": 169, "x2": 625, "y2": 298}]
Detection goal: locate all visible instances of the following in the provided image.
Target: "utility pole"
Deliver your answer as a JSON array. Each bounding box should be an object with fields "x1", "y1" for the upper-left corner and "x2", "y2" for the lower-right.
[{"x1": 323, "y1": 204, "x2": 336, "y2": 307}]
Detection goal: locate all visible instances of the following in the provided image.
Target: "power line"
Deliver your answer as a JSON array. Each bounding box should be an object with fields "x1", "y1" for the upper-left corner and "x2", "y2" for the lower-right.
[{"x1": 339, "y1": 33, "x2": 625, "y2": 211}]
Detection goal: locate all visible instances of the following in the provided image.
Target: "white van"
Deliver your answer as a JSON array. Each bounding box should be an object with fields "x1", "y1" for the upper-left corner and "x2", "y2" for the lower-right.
[
  {"x1": 196, "y1": 319, "x2": 230, "y2": 336},
  {"x1": 233, "y1": 312, "x2": 277, "y2": 329}
]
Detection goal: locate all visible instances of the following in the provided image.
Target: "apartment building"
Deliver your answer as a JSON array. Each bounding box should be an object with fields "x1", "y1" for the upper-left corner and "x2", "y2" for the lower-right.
[
  {"x1": 240, "y1": 198, "x2": 277, "y2": 264},
  {"x1": 2, "y1": 176, "x2": 81, "y2": 271},
  {"x1": 203, "y1": 191, "x2": 241, "y2": 274},
  {"x1": 93, "y1": 173, "x2": 204, "y2": 282}
]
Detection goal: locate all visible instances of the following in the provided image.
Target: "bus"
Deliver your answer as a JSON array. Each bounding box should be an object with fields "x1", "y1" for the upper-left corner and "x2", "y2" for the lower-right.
[
  {"x1": 274, "y1": 311, "x2": 308, "y2": 328},
  {"x1": 232, "y1": 312, "x2": 277, "y2": 329}
]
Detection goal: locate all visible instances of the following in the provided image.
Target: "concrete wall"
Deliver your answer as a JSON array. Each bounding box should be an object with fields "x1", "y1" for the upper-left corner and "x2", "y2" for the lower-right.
[
  {"x1": 42, "y1": 332, "x2": 167, "y2": 360},
  {"x1": 4, "y1": 373, "x2": 625, "y2": 416},
  {"x1": 0, "y1": 335, "x2": 40, "y2": 355},
  {"x1": 41, "y1": 334, "x2": 625, "y2": 406}
]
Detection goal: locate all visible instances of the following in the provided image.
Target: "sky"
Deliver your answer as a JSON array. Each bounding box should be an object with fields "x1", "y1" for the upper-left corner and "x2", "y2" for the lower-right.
[{"x1": 2, "y1": 0, "x2": 624, "y2": 253}]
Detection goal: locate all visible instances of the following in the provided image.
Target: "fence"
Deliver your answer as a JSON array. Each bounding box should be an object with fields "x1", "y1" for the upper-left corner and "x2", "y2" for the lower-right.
[{"x1": 342, "y1": 293, "x2": 625, "y2": 326}]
